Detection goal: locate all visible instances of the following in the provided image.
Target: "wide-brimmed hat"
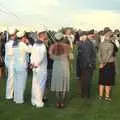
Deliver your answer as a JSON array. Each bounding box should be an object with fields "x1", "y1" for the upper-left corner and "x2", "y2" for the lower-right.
[
  {"x1": 55, "y1": 32, "x2": 64, "y2": 41},
  {"x1": 17, "y1": 31, "x2": 25, "y2": 38},
  {"x1": 104, "y1": 27, "x2": 112, "y2": 35}
]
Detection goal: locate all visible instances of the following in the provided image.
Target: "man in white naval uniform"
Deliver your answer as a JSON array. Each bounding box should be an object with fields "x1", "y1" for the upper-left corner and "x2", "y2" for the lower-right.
[
  {"x1": 5, "y1": 28, "x2": 17, "y2": 100},
  {"x1": 31, "y1": 29, "x2": 48, "y2": 108},
  {"x1": 13, "y1": 31, "x2": 32, "y2": 104}
]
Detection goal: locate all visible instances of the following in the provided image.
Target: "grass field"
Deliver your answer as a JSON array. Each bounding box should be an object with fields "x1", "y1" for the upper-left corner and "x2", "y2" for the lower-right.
[{"x1": 0, "y1": 53, "x2": 120, "y2": 120}]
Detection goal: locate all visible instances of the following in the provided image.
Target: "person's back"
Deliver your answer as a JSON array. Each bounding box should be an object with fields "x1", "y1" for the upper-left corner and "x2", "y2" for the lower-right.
[
  {"x1": 50, "y1": 42, "x2": 70, "y2": 60},
  {"x1": 49, "y1": 39, "x2": 70, "y2": 107},
  {"x1": 31, "y1": 42, "x2": 47, "y2": 70},
  {"x1": 99, "y1": 40, "x2": 115, "y2": 64},
  {"x1": 77, "y1": 40, "x2": 96, "y2": 70}
]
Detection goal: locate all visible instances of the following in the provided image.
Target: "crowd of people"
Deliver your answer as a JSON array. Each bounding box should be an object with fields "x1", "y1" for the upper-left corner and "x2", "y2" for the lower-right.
[{"x1": 0, "y1": 26, "x2": 119, "y2": 108}]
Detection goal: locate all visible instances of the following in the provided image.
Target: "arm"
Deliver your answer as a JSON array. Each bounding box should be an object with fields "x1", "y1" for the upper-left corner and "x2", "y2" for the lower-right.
[
  {"x1": 115, "y1": 39, "x2": 120, "y2": 48},
  {"x1": 89, "y1": 43, "x2": 96, "y2": 69},
  {"x1": 30, "y1": 45, "x2": 37, "y2": 67},
  {"x1": 5, "y1": 43, "x2": 14, "y2": 67},
  {"x1": 49, "y1": 44, "x2": 55, "y2": 59},
  {"x1": 37, "y1": 45, "x2": 46, "y2": 65},
  {"x1": 98, "y1": 43, "x2": 103, "y2": 64},
  {"x1": 98, "y1": 43, "x2": 106, "y2": 68},
  {"x1": 22, "y1": 43, "x2": 32, "y2": 53}
]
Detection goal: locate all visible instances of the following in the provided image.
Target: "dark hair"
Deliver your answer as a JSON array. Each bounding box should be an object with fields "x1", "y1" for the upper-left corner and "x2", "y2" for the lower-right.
[
  {"x1": 117, "y1": 34, "x2": 120, "y2": 37},
  {"x1": 80, "y1": 31, "x2": 88, "y2": 36},
  {"x1": 88, "y1": 29, "x2": 94, "y2": 35}
]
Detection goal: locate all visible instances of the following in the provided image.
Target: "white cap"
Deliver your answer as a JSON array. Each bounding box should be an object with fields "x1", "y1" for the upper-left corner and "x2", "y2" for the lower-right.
[
  {"x1": 9, "y1": 28, "x2": 17, "y2": 35},
  {"x1": 55, "y1": 32, "x2": 64, "y2": 41},
  {"x1": 17, "y1": 31, "x2": 25, "y2": 38}
]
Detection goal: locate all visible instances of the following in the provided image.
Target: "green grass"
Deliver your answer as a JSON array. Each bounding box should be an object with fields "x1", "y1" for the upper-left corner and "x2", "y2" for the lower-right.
[{"x1": 0, "y1": 53, "x2": 120, "y2": 120}]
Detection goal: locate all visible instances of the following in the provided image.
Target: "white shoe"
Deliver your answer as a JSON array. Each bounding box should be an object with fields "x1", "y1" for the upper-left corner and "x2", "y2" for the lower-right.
[
  {"x1": 36, "y1": 102, "x2": 44, "y2": 108},
  {"x1": 15, "y1": 101, "x2": 24, "y2": 104},
  {"x1": 6, "y1": 97, "x2": 13, "y2": 100},
  {"x1": 31, "y1": 100, "x2": 36, "y2": 106},
  {"x1": 32, "y1": 103, "x2": 36, "y2": 106}
]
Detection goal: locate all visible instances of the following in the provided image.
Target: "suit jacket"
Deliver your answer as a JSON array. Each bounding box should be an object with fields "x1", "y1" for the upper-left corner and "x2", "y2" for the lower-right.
[{"x1": 77, "y1": 40, "x2": 96, "y2": 70}]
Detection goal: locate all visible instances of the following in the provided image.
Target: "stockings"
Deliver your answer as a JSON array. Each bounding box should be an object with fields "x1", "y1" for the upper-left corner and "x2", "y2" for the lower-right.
[{"x1": 56, "y1": 91, "x2": 66, "y2": 103}]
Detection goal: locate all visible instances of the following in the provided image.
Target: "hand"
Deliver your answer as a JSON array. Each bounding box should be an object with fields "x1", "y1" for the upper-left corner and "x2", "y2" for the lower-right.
[
  {"x1": 33, "y1": 63, "x2": 40, "y2": 69},
  {"x1": 25, "y1": 38, "x2": 29, "y2": 44},
  {"x1": 29, "y1": 64, "x2": 34, "y2": 69},
  {"x1": 99, "y1": 64, "x2": 105, "y2": 69},
  {"x1": 33, "y1": 65, "x2": 39, "y2": 69}
]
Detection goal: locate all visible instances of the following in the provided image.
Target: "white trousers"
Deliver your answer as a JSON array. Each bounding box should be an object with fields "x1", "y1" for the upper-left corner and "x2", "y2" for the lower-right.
[
  {"x1": 14, "y1": 68, "x2": 27, "y2": 104},
  {"x1": 31, "y1": 69, "x2": 47, "y2": 108},
  {"x1": 6, "y1": 64, "x2": 14, "y2": 99}
]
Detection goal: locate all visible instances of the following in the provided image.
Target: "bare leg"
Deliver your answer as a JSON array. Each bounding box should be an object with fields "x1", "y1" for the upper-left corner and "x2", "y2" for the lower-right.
[
  {"x1": 60, "y1": 91, "x2": 66, "y2": 108},
  {"x1": 105, "y1": 86, "x2": 111, "y2": 98},
  {"x1": 99, "y1": 85, "x2": 104, "y2": 97},
  {"x1": 56, "y1": 92, "x2": 61, "y2": 108}
]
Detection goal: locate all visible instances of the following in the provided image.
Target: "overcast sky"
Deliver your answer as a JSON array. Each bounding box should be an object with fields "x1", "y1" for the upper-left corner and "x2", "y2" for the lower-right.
[{"x1": 0, "y1": 0, "x2": 119, "y2": 30}]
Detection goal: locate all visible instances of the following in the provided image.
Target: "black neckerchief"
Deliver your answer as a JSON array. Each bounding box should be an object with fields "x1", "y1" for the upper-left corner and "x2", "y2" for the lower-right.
[
  {"x1": 12, "y1": 39, "x2": 19, "y2": 48},
  {"x1": 36, "y1": 40, "x2": 44, "y2": 45}
]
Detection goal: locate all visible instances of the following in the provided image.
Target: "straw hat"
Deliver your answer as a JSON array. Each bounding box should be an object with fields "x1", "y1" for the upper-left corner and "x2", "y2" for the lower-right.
[
  {"x1": 17, "y1": 31, "x2": 25, "y2": 38},
  {"x1": 55, "y1": 32, "x2": 64, "y2": 41}
]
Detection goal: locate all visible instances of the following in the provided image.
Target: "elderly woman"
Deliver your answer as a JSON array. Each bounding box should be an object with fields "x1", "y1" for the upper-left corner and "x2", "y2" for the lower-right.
[
  {"x1": 98, "y1": 30, "x2": 116, "y2": 102},
  {"x1": 49, "y1": 33, "x2": 70, "y2": 108}
]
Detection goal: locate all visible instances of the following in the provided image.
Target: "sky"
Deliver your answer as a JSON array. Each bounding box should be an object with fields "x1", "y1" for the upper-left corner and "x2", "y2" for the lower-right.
[{"x1": 0, "y1": 0, "x2": 120, "y2": 30}]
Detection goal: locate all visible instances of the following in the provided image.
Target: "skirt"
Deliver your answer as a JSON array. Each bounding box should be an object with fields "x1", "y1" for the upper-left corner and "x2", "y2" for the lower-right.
[
  {"x1": 99, "y1": 62, "x2": 115, "y2": 86},
  {"x1": 51, "y1": 58, "x2": 70, "y2": 92}
]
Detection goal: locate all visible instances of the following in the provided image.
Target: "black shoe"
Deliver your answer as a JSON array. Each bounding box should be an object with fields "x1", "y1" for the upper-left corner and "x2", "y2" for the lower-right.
[{"x1": 42, "y1": 98, "x2": 48, "y2": 103}]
